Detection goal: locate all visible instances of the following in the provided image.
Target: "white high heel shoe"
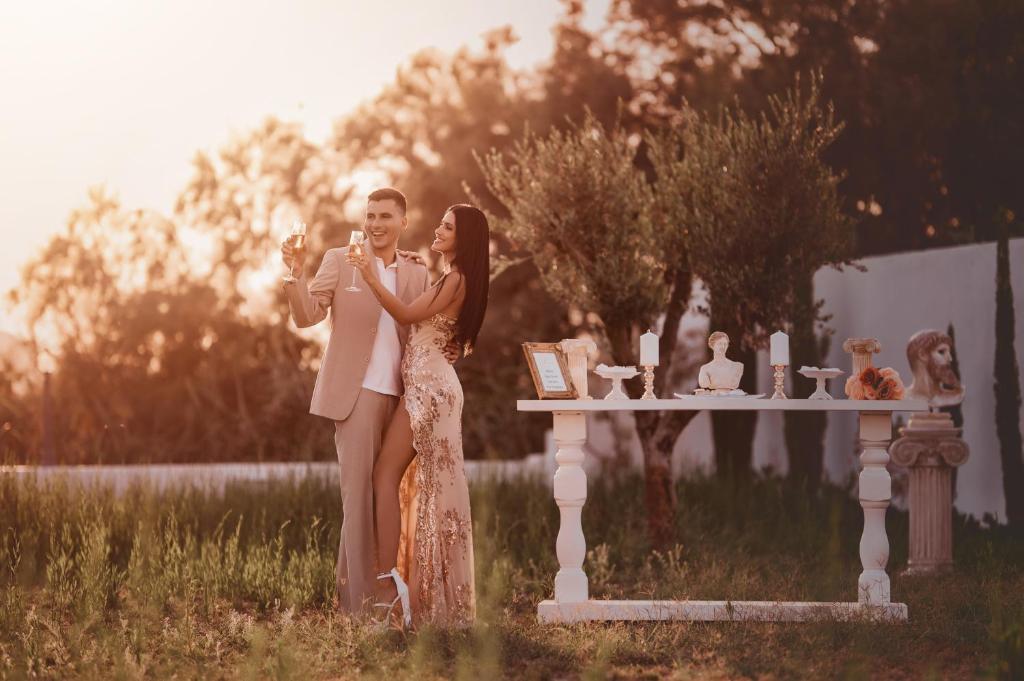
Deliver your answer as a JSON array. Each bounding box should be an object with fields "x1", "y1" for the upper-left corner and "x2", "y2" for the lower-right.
[{"x1": 374, "y1": 568, "x2": 412, "y2": 630}]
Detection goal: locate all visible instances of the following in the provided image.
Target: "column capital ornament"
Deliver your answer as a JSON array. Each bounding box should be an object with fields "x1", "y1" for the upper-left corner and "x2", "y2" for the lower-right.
[
  {"x1": 890, "y1": 413, "x2": 970, "y2": 467},
  {"x1": 843, "y1": 337, "x2": 882, "y2": 356}
]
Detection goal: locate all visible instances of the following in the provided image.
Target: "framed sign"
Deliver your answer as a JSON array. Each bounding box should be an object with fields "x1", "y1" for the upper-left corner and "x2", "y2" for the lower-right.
[{"x1": 522, "y1": 342, "x2": 578, "y2": 399}]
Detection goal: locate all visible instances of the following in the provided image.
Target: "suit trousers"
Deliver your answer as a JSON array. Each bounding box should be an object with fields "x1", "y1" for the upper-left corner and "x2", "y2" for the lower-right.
[{"x1": 333, "y1": 388, "x2": 399, "y2": 614}]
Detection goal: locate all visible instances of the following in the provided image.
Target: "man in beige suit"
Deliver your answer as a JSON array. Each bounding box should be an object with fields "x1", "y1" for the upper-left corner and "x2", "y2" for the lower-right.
[{"x1": 281, "y1": 187, "x2": 430, "y2": 615}]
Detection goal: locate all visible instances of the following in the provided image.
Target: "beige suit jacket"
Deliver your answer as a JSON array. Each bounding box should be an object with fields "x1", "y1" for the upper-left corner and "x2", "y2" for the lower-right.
[{"x1": 285, "y1": 246, "x2": 430, "y2": 422}]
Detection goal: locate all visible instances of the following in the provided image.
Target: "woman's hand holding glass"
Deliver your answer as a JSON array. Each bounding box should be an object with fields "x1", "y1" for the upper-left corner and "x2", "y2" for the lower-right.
[
  {"x1": 346, "y1": 230, "x2": 387, "y2": 293},
  {"x1": 344, "y1": 231, "x2": 368, "y2": 292},
  {"x1": 345, "y1": 245, "x2": 376, "y2": 285}
]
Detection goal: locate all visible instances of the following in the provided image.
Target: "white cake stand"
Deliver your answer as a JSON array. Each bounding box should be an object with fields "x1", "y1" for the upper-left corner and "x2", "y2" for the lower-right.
[
  {"x1": 594, "y1": 364, "x2": 640, "y2": 400},
  {"x1": 798, "y1": 367, "x2": 845, "y2": 400}
]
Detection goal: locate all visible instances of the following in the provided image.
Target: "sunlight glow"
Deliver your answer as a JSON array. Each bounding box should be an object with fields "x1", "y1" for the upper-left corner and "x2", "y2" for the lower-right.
[{"x1": 0, "y1": 0, "x2": 611, "y2": 336}]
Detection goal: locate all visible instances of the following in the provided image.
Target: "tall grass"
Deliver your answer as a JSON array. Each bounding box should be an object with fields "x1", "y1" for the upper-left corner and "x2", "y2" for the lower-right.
[{"x1": 0, "y1": 471, "x2": 1021, "y2": 679}]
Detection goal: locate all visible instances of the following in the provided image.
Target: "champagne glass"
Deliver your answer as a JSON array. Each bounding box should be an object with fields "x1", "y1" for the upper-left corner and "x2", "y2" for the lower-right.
[
  {"x1": 345, "y1": 230, "x2": 366, "y2": 292},
  {"x1": 282, "y1": 221, "x2": 307, "y2": 283}
]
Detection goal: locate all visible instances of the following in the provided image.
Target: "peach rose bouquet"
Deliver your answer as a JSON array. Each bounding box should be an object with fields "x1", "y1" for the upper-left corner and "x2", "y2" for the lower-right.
[{"x1": 845, "y1": 366, "x2": 905, "y2": 400}]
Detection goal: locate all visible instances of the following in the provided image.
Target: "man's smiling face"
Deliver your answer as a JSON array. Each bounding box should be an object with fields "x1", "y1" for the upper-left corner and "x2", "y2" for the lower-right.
[{"x1": 363, "y1": 198, "x2": 407, "y2": 253}]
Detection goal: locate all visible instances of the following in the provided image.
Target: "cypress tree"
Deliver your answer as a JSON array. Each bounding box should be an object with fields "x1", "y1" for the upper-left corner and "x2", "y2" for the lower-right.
[
  {"x1": 994, "y1": 223, "x2": 1024, "y2": 528},
  {"x1": 943, "y1": 322, "x2": 964, "y2": 495},
  {"x1": 943, "y1": 323, "x2": 964, "y2": 429}
]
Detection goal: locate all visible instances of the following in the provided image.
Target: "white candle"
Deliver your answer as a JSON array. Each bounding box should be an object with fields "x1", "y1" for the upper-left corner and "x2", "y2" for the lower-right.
[
  {"x1": 640, "y1": 330, "x2": 659, "y2": 366},
  {"x1": 770, "y1": 330, "x2": 790, "y2": 366}
]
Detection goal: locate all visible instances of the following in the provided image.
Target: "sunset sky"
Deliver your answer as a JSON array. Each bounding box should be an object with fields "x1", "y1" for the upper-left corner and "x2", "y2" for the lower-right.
[{"x1": 0, "y1": 0, "x2": 607, "y2": 334}]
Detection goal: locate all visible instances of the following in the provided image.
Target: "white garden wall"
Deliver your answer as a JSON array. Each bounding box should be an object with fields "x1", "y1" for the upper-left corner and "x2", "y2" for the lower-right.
[{"x1": 583, "y1": 238, "x2": 1024, "y2": 522}]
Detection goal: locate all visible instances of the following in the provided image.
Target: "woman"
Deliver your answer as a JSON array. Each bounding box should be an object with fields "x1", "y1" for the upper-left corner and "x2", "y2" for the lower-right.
[{"x1": 346, "y1": 203, "x2": 489, "y2": 628}]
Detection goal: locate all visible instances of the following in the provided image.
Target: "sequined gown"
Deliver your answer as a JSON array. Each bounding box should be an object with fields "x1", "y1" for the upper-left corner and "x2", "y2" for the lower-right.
[{"x1": 396, "y1": 314, "x2": 475, "y2": 627}]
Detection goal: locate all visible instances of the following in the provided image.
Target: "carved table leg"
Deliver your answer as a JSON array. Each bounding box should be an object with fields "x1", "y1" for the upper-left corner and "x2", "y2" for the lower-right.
[
  {"x1": 858, "y1": 411, "x2": 893, "y2": 605},
  {"x1": 552, "y1": 411, "x2": 588, "y2": 603}
]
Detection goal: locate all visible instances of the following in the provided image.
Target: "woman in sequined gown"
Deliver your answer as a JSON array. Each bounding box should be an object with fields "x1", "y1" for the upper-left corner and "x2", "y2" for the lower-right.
[{"x1": 347, "y1": 204, "x2": 489, "y2": 628}]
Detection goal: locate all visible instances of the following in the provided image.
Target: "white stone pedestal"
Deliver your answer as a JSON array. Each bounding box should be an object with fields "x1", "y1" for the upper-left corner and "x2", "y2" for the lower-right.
[{"x1": 890, "y1": 412, "x2": 969, "y2": 575}]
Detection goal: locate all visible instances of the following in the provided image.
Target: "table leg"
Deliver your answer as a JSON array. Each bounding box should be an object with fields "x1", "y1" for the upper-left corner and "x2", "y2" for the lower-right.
[
  {"x1": 858, "y1": 411, "x2": 893, "y2": 605},
  {"x1": 552, "y1": 411, "x2": 588, "y2": 603}
]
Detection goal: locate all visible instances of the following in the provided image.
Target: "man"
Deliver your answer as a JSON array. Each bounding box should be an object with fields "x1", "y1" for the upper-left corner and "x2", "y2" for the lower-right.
[{"x1": 281, "y1": 187, "x2": 430, "y2": 614}]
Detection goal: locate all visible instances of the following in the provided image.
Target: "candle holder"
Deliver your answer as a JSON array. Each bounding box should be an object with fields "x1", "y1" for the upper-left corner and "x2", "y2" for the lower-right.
[
  {"x1": 771, "y1": 364, "x2": 788, "y2": 399},
  {"x1": 641, "y1": 365, "x2": 655, "y2": 400}
]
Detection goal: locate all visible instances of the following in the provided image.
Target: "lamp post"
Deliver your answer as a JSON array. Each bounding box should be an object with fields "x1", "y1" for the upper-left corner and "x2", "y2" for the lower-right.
[{"x1": 38, "y1": 350, "x2": 56, "y2": 466}]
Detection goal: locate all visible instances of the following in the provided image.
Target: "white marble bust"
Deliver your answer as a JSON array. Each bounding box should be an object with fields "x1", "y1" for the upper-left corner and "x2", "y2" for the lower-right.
[
  {"x1": 906, "y1": 329, "x2": 965, "y2": 409},
  {"x1": 698, "y1": 331, "x2": 744, "y2": 393}
]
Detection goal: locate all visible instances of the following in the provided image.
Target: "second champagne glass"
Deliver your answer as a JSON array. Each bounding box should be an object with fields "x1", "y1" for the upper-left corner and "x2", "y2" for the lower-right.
[
  {"x1": 345, "y1": 230, "x2": 366, "y2": 292},
  {"x1": 282, "y1": 221, "x2": 307, "y2": 283}
]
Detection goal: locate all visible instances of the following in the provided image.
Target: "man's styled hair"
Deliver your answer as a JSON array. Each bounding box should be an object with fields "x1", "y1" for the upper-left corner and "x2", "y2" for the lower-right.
[{"x1": 367, "y1": 187, "x2": 407, "y2": 214}]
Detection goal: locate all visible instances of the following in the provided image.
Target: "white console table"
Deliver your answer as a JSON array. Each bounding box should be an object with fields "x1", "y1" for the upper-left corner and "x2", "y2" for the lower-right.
[{"x1": 516, "y1": 398, "x2": 928, "y2": 624}]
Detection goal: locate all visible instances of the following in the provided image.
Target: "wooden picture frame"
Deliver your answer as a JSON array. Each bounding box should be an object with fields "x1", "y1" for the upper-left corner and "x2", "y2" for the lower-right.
[{"x1": 522, "y1": 342, "x2": 578, "y2": 399}]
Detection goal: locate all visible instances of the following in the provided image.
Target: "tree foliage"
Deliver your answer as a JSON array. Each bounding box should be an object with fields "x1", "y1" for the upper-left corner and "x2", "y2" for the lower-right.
[
  {"x1": 176, "y1": 118, "x2": 357, "y2": 295},
  {"x1": 479, "y1": 110, "x2": 694, "y2": 547},
  {"x1": 478, "y1": 111, "x2": 667, "y2": 331},
  {"x1": 330, "y1": 31, "x2": 529, "y2": 251},
  {"x1": 478, "y1": 76, "x2": 853, "y2": 539},
  {"x1": 8, "y1": 150, "x2": 334, "y2": 463},
  {"x1": 606, "y1": 0, "x2": 1024, "y2": 252},
  {"x1": 5, "y1": 32, "x2": 616, "y2": 464},
  {"x1": 649, "y1": 75, "x2": 853, "y2": 480},
  {"x1": 4, "y1": 0, "x2": 1020, "y2": 496},
  {"x1": 649, "y1": 75, "x2": 854, "y2": 350}
]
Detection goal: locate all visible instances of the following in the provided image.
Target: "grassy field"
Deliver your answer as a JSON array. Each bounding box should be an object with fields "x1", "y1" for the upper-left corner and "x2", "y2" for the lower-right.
[{"x1": 0, "y1": 471, "x2": 1021, "y2": 680}]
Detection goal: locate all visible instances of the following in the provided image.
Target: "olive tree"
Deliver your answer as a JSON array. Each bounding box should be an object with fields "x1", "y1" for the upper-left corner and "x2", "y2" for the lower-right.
[
  {"x1": 648, "y1": 75, "x2": 855, "y2": 481},
  {"x1": 480, "y1": 77, "x2": 855, "y2": 547},
  {"x1": 477, "y1": 112, "x2": 696, "y2": 548}
]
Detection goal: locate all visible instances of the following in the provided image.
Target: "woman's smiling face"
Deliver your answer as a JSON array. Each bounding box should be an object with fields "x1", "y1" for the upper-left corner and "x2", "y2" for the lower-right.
[{"x1": 431, "y1": 211, "x2": 457, "y2": 254}]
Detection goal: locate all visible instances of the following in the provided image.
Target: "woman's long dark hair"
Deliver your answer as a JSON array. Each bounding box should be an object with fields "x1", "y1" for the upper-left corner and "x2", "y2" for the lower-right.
[{"x1": 435, "y1": 204, "x2": 489, "y2": 355}]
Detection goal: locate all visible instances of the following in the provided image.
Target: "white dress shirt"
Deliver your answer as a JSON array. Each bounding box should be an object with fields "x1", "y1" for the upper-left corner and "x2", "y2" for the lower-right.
[{"x1": 361, "y1": 256, "x2": 403, "y2": 396}]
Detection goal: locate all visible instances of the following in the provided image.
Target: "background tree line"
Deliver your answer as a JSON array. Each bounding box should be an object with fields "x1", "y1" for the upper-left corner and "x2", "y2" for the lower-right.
[{"x1": 2, "y1": 0, "x2": 1021, "y2": 506}]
